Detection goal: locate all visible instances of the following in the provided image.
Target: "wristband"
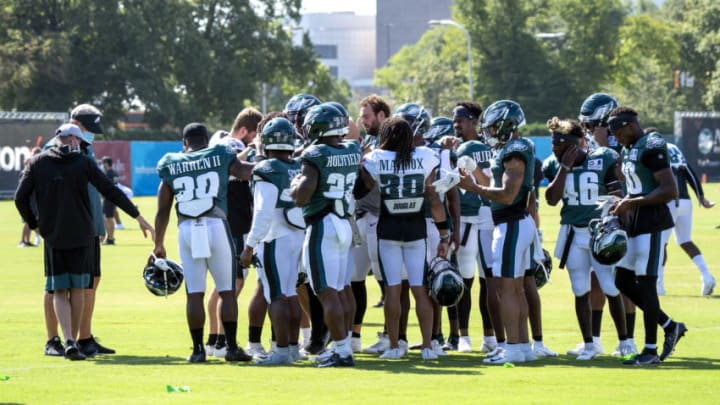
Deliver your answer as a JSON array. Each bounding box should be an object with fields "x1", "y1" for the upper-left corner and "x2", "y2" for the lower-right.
[
  {"x1": 560, "y1": 163, "x2": 571, "y2": 171},
  {"x1": 439, "y1": 233, "x2": 450, "y2": 241},
  {"x1": 435, "y1": 221, "x2": 449, "y2": 231}
]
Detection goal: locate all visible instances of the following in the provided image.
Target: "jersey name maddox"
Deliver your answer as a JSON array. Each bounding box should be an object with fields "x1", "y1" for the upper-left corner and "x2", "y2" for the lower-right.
[{"x1": 365, "y1": 146, "x2": 439, "y2": 215}]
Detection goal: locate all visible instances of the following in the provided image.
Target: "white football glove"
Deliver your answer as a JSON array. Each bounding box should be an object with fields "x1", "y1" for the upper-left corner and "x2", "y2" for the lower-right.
[
  {"x1": 432, "y1": 168, "x2": 461, "y2": 194},
  {"x1": 456, "y1": 155, "x2": 477, "y2": 173}
]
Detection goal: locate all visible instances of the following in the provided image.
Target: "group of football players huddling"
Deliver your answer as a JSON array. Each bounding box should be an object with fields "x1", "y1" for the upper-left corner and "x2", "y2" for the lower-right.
[{"x1": 146, "y1": 91, "x2": 715, "y2": 367}]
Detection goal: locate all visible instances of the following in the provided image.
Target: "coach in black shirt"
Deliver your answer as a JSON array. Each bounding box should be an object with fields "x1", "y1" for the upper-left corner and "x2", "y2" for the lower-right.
[{"x1": 15, "y1": 123, "x2": 154, "y2": 360}]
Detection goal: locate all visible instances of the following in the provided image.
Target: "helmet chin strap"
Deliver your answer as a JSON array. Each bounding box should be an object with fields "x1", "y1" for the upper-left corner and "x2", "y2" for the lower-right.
[{"x1": 596, "y1": 195, "x2": 620, "y2": 219}]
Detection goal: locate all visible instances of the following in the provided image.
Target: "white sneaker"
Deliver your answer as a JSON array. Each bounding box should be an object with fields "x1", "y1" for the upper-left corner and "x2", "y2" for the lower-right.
[
  {"x1": 245, "y1": 342, "x2": 268, "y2": 358},
  {"x1": 702, "y1": 276, "x2": 716, "y2": 296},
  {"x1": 313, "y1": 348, "x2": 334, "y2": 363},
  {"x1": 270, "y1": 341, "x2": 277, "y2": 353},
  {"x1": 254, "y1": 351, "x2": 291, "y2": 365},
  {"x1": 486, "y1": 345, "x2": 505, "y2": 358},
  {"x1": 398, "y1": 339, "x2": 409, "y2": 356},
  {"x1": 485, "y1": 348, "x2": 524, "y2": 365},
  {"x1": 289, "y1": 345, "x2": 306, "y2": 362},
  {"x1": 115, "y1": 223, "x2": 125, "y2": 230},
  {"x1": 591, "y1": 338, "x2": 605, "y2": 355},
  {"x1": 576, "y1": 344, "x2": 600, "y2": 361},
  {"x1": 483, "y1": 347, "x2": 506, "y2": 364},
  {"x1": 566, "y1": 342, "x2": 584, "y2": 356},
  {"x1": 458, "y1": 336, "x2": 472, "y2": 353},
  {"x1": 350, "y1": 337, "x2": 362, "y2": 353},
  {"x1": 364, "y1": 332, "x2": 389, "y2": 354},
  {"x1": 523, "y1": 346, "x2": 537, "y2": 362},
  {"x1": 205, "y1": 344, "x2": 216, "y2": 354},
  {"x1": 480, "y1": 338, "x2": 497, "y2": 353},
  {"x1": 213, "y1": 345, "x2": 227, "y2": 357},
  {"x1": 612, "y1": 339, "x2": 637, "y2": 357},
  {"x1": 532, "y1": 342, "x2": 558, "y2": 357},
  {"x1": 431, "y1": 339, "x2": 448, "y2": 356},
  {"x1": 421, "y1": 347, "x2": 438, "y2": 360},
  {"x1": 379, "y1": 347, "x2": 405, "y2": 360}
]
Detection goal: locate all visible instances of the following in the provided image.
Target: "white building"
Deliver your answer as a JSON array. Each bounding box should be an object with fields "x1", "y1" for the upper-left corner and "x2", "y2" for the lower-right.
[{"x1": 298, "y1": 12, "x2": 376, "y2": 89}]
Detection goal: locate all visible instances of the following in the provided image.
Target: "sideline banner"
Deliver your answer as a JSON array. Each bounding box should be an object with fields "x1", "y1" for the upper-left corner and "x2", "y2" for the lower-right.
[
  {"x1": 130, "y1": 141, "x2": 183, "y2": 196},
  {"x1": 0, "y1": 112, "x2": 67, "y2": 198},
  {"x1": 675, "y1": 111, "x2": 720, "y2": 181}
]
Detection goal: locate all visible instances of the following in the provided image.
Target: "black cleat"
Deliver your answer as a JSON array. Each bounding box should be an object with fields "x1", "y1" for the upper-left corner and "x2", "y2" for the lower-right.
[
  {"x1": 443, "y1": 335, "x2": 458, "y2": 351},
  {"x1": 64, "y1": 340, "x2": 87, "y2": 361},
  {"x1": 317, "y1": 353, "x2": 355, "y2": 368},
  {"x1": 45, "y1": 336, "x2": 65, "y2": 357},
  {"x1": 225, "y1": 347, "x2": 253, "y2": 362},
  {"x1": 187, "y1": 351, "x2": 206, "y2": 363},
  {"x1": 623, "y1": 351, "x2": 660, "y2": 365},
  {"x1": 79, "y1": 336, "x2": 116, "y2": 356},
  {"x1": 660, "y1": 322, "x2": 687, "y2": 361},
  {"x1": 303, "y1": 340, "x2": 327, "y2": 355},
  {"x1": 373, "y1": 298, "x2": 384, "y2": 308}
]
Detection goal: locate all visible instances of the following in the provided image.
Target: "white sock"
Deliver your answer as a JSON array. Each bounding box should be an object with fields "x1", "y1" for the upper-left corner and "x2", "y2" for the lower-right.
[
  {"x1": 276, "y1": 346, "x2": 289, "y2": 356},
  {"x1": 533, "y1": 340, "x2": 544, "y2": 348},
  {"x1": 498, "y1": 341, "x2": 507, "y2": 349},
  {"x1": 300, "y1": 328, "x2": 311, "y2": 345},
  {"x1": 484, "y1": 336, "x2": 497, "y2": 345},
  {"x1": 692, "y1": 255, "x2": 712, "y2": 279},
  {"x1": 334, "y1": 339, "x2": 352, "y2": 357},
  {"x1": 592, "y1": 336, "x2": 601, "y2": 345}
]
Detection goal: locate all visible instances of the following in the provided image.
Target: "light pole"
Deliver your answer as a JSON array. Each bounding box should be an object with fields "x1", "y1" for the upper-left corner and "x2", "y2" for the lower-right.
[{"x1": 428, "y1": 19, "x2": 473, "y2": 100}]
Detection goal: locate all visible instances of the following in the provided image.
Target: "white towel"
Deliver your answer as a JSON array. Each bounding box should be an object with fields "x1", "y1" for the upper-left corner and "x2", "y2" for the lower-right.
[
  {"x1": 190, "y1": 218, "x2": 211, "y2": 259},
  {"x1": 329, "y1": 214, "x2": 351, "y2": 247}
]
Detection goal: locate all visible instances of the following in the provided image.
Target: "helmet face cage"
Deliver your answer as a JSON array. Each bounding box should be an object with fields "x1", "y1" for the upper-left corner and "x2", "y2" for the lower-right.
[
  {"x1": 480, "y1": 100, "x2": 525, "y2": 148},
  {"x1": 534, "y1": 249, "x2": 553, "y2": 289},
  {"x1": 427, "y1": 257, "x2": 465, "y2": 307},
  {"x1": 143, "y1": 258, "x2": 184, "y2": 297},
  {"x1": 285, "y1": 94, "x2": 321, "y2": 125},
  {"x1": 589, "y1": 216, "x2": 628, "y2": 265},
  {"x1": 261, "y1": 117, "x2": 296, "y2": 151},
  {"x1": 394, "y1": 103, "x2": 431, "y2": 138}
]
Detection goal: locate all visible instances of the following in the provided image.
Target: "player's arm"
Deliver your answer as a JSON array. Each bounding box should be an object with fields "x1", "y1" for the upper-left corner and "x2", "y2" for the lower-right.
[
  {"x1": 353, "y1": 164, "x2": 376, "y2": 200},
  {"x1": 291, "y1": 162, "x2": 319, "y2": 207},
  {"x1": 604, "y1": 160, "x2": 624, "y2": 197},
  {"x1": 14, "y1": 165, "x2": 38, "y2": 230},
  {"x1": 230, "y1": 158, "x2": 254, "y2": 181},
  {"x1": 425, "y1": 169, "x2": 449, "y2": 258},
  {"x1": 459, "y1": 156, "x2": 525, "y2": 205},
  {"x1": 446, "y1": 186, "x2": 461, "y2": 252},
  {"x1": 241, "y1": 180, "x2": 278, "y2": 267},
  {"x1": 153, "y1": 181, "x2": 173, "y2": 258}
]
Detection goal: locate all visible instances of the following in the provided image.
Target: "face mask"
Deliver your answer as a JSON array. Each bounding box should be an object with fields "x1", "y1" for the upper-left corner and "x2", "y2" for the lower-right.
[
  {"x1": 81, "y1": 131, "x2": 95, "y2": 144},
  {"x1": 57, "y1": 143, "x2": 80, "y2": 155}
]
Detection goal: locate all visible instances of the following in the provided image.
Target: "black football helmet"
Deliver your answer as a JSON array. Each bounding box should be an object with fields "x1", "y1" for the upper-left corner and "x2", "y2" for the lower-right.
[
  {"x1": 589, "y1": 215, "x2": 627, "y2": 265},
  {"x1": 534, "y1": 249, "x2": 553, "y2": 289},
  {"x1": 325, "y1": 101, "x2": 350, "y2": 128},
  {"x1": 480, "y1": 100, "x2": 526, "y2": 148},
  {"x1": 394, "y1": 103, "x2": 431, "y2": 137},
  {"x1": 284, "y1": 93, "x2": 321, "y2": 126},
  {"x1": 302, "y1": 103, "x2": 348, "y2": 144},
  {"x1": 578, "y1": 93, "x2": 617, "y2": 127},
  {"x1": 425, "y1": 116, "x2": 454, "y2": 143},
  {"x1": 143, "y1": 257, "x2": 184, "y2": 297},
  {"x1": 427, "y1": 257, "x2": 464, "y2": 307},
  {"x1": 261, "y1": 117, "x2": 296, "y2": 151}
]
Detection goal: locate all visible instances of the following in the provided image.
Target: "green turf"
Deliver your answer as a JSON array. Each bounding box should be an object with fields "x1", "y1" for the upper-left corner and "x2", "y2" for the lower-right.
[{"x1": 2, "y1": 186, "x2": 720, "y2": 404}]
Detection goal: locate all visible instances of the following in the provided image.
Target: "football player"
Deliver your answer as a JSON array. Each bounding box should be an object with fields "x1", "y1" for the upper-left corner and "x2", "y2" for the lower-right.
[
  {"x1": 356, "y1": 116, "x2": 450, "y2": 361},
  {"x1": 349, "y1": 95, "x2": 391, "y2": 353},
  {"x1": 154, "y1": 123, "x2": 254, "y2": 363},
  {"x1": 452, "y1": 101, "x2": 500, "y2": 354},
  {"x1": 542, "y1": 117, "x2": 632, "y2": 360},
  {"x1": 608, "y1": 107, "x2": 687, "y2": 365},
  {"x1": 658, "y1": 137, "x2": 716, "y2": 296},
  {"x1": 239, "y1": 117, "x2": 304, "y2": 365},
  {"x1": 578, "y1": 93, "x2": 622, "y2": 153},
  {"x1": 204, "y1": 107, "x2": 264, "y2": 358},
  {"x1": 457, "y1": 100, "x2": 539, "y2": 364},
  {"x1": 291, "y1": 103, "x2": 361, "y2": 367}
]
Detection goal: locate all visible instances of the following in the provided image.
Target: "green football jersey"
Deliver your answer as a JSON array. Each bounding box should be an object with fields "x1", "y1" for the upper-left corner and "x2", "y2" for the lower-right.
[
  {"x1": 252, "y1": 158, "x2": 301, "y2": 209},
  {"x1": 490, "y1": 137, "x2": 535, "y2": 213},
  {"x1": 299, "y1": 140, "x2": 361, "y2": 218},
  {"x1": 542, "y1": 147, "x2": 620, "y2": 226},
  {"x1": 456, "y1": 140, "x2": 493, "y2": 216},
  {"x1": 157, "y1": 144, "x2": 236, "y2": 217},
  {"x1": 621, "y1": 132, "x2": 668, "y2": 197}
]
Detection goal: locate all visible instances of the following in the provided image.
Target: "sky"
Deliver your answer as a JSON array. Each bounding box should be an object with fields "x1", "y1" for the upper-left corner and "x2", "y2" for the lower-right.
[{"x1": 300, "y1": 0, "x2": 376, "y2": 15}]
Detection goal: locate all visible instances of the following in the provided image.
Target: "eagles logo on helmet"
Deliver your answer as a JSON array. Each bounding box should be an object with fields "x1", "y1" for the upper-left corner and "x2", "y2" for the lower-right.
[
  {"x1": 427, "y1": 257, "x2": 464, "y2": 307},
  {"x1": 588, "y1": 215, "x2": 628, "y2": 265},
  {"x1": 534, "y1": 249, "x2": 553, "y2": 289},
  {"x1": 143, "y1": 256, "x2": 184, "y2": 297}
]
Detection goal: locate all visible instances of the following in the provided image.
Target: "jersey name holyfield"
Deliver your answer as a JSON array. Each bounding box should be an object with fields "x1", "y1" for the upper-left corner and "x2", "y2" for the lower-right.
[
  {"x1": 166, "y1": 155, "x2": 223, "y2": 176},
  {"x1": 326, "y1": 153, "x2": 361, "y2": 167}
]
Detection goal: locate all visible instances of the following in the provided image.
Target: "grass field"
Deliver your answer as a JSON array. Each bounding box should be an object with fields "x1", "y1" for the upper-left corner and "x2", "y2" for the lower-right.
[{"x1": 2, "y1": 186, "x2": 720, "y2": 404}]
